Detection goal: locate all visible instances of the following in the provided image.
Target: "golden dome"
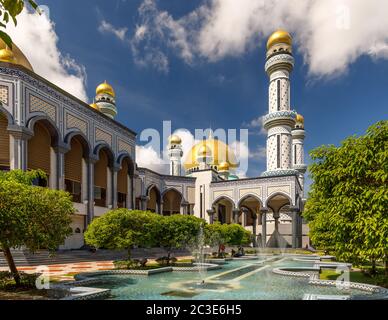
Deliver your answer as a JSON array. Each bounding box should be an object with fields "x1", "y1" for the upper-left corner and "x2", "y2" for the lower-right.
[
  {"x1": 96, "y1": 81, "x2": 115, "y2": 97},
  {"x1": 90, "y1": 103, "x2": 99, "y2": 111},
  {"x1": 0, "y1": 47, "x2": 16, "y2": 63},
  {"x1": 218, "y1": 161, "x2": 230, "y2": 172},
  {"x1": 0, "y1": 39, "x2": 34, "y2": 71},
  {"x1": 197, "y1": 144, "x2": 211, "y2": 157},
  {"x1": 169, "y1": 134, "x2": 182, "y2": 145},
  {"x1": 296, "y1": 114, "x2": 304, "y2": 123},
  {"x1": 184, "y1": 139, "x2": 239, "y2": 171},
  {"x1": 267, "y1": 29, "x2": 292, "y2": 50}
]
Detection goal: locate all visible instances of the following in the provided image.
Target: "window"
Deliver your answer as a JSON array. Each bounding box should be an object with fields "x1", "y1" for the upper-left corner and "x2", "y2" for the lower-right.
[
  {"x1": 0, "y1": 166, "x2": 10, "y2": 171},
  {"x1": 277, "y1": 80, "x2": 280, "y2": 111},
  {"x1": 65, "y1": 179, "x2": 82, "y2": 203},
  {"x1": 117, "y1": 192, "x2": 127, "y2": 208},
  {"x1": 94, "y1": 186, "x2": 106, "y2": 207},
  {"x1": 277, "y1": 135, "x2": 281, "y2": 168},
  {"x1": 294, "y1": 145, "x2": 297, "y2": 165},
  {"x1": 74, "y1": 228, "x2": 81, "y2": 234}
]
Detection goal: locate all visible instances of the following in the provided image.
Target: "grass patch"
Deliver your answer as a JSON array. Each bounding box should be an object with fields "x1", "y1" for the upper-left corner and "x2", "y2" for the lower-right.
[{"x1": 320, "y1": 269, "x2": 388, "y2": 288}]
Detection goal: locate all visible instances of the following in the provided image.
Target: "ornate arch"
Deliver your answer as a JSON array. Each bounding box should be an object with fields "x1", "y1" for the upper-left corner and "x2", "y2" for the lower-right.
[
  {"x1": 26, "y1": 115, "x2": 61, "y2": 147},
  {"x1": 161, "y1": 187, "x2": 185, "y2": 204},
  {"x1": 237, "y1": 193, "x2": 264, "y2": 208},
  {"x1": 265, "y1": 191, "x2": 294, "y2": 208},
  {"x1": 212, "y1": 195, "x2": 236, "y2": 209},
  {"x1": 0, "y1": 105, "x2": 14, "y2": 125},
  {"x1": 64, "y1": 130, "x2": 91, "y2": 159},
  {"x1": 116, "y1": 151, "x2": 135, "y2": 175},
  {"x1": 93, "y1": 142, "x2": 115, "y2": 167}
]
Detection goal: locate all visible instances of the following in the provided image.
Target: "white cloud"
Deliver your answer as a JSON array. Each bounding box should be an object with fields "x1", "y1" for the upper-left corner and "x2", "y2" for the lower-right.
[
  {"x1": 244, "y1": 115, "x2": 266, "y2": 136},
  {"x1": 7, "y1": 10, "x2": 88, "y2": 101},
  {"x1": 136, "y1": 145, "x2": 169, "y2": 174},
  {"x1": 135, "y1": 128, "x2": 261, "y2": 178},
  {"x1": 98, "y1": 20, "x2": 128, "y2": 41},
  {"x1": 131, "y1": 0, "x2": 388, "y2": 77}
]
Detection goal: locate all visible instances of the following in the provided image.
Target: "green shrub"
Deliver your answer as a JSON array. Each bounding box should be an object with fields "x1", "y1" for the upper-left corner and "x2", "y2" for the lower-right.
[{"x1": 0, "y1": 271, "x2": 41, "y2": 290}]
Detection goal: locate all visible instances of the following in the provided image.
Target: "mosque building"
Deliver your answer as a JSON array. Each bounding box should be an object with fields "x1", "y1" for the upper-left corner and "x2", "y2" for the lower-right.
[{"x1": 0, "y1": 30, "x2": 309, "y2": 249}]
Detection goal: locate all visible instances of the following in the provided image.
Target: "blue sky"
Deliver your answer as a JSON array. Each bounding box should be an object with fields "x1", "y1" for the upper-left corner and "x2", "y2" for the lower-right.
[{"x1": 13, "y1": 0, "x2": 388, "y2": 184}]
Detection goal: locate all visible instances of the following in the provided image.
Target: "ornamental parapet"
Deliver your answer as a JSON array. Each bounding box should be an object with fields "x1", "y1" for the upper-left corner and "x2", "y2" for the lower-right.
[
  {"x1": 293, "y1": 164, "x2": 307, "y2": 173},
  {"x1": 263, "y1": 110, "x2": 297, "y2": 129},
  {"x1": 291, "y1": 128, "x2": 306, "y2": 138},
  {"x1": 261, "y1": 169, "x2": 300, "y2": 177},
  {"x1": 265, "y1": 53, "x2": 294, "y2": 74}
]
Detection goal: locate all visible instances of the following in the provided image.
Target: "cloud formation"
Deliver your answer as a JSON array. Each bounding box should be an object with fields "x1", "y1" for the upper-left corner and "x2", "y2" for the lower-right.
[
  {"x1": 8, "y1": 10, "x2": 88, "y2": 101},
  {"x1": 135, "y1": 128, "x2": 258, "y2": 177},
  {"x1": 99, "y1": 20, "x2": 128, "y2": 41},
  {"x1": 129, "y1": 0, "x2": 388, "y2": 77}
]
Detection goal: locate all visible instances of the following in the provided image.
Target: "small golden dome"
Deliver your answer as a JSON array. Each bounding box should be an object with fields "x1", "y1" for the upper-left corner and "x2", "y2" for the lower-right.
[
  {"x1": 197, "y1": 144, "x2": 211, "y2": 157},
  {"x1": 90, "y1": 103, "x2": 99, "y2": 111},
  {"x1": 169, "y1": 134, "x2": 182, "y2": 145},
  {"x1": 0, "y1": 47, "x2": 16, "y2": 63},
  {"x1": 267, "y1": 29, "x2": 292, "y2": 50},
  {"x1": 296, "y1": 114, "x2": 304, "y2": 123},
  {"x1": 96, "y1": 81, "x2": 115, "y2": 97},
  {"x1": 218, "y1": 162, "x2": 230, "y2": 172}
]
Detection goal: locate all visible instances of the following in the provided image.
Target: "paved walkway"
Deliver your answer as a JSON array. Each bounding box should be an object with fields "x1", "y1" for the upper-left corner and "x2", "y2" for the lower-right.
[{"x1": 0, "y1": 249, "x2": 193, "y2": 282}]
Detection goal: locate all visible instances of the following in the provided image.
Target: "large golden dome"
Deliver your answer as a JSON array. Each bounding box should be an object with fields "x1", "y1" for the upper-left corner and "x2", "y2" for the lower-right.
[
  {"x1": 0, "y1": 39, "x2": 34, "y2": 71},
  {"x1": 184, "y1": 139, "x2": 239, "y2": 171},
  {"x1": 267, "y1": 29, "x2": 292, "y2": 50},
  {"x1": 96, "y1": 81, "x2": 115, "y2": 97}
]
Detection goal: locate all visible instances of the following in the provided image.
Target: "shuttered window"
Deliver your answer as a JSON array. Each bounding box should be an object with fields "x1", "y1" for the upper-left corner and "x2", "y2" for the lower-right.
[
  {"x1": 0, "y1": 114, "x2": 9, "y2": 167},
  {"x1": 117, "y1": 158, "x2": 129, "y2": 194},
  {"x1": 65, "y1": 138, "x2": 82, "y2": 182},
  {"x1": 28, "y1": 123, "x2": 51, "y2": 174},
  {"x1": 94, "y1": 150, "x2": 108, "y2": 188}
]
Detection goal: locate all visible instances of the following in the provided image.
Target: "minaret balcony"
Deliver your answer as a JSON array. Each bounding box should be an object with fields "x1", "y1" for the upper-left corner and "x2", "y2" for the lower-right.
[
  {"x1": 265, "y1": 53, "x2": 294, "y2": 74},
  {"x1": 263, "y1": 110, "x2": 297, "y2": 129},
  {"x1": 293, "y1": 164, "x2": 307, "y2": 173}
]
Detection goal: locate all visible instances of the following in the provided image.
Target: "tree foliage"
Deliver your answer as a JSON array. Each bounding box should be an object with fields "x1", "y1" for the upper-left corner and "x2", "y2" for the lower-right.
[
  {"x1": 84, "y1": 209, "x2": 160, "y2": 258},
  {"x1": 205, "y1": 222, "x2": 252, "y2": 248},
  {"x1": 0, "y1": 0, "x2": 39, "y2": 48},
  {"x1": 0, "y1": 169, "x2": 74, "y2": 285},
  {"x1": 304, "y1": 121, "x2": 388, "y2": 271},
  {"x1": 155, "y1": 214, "x2": 204, "y2": 260}
]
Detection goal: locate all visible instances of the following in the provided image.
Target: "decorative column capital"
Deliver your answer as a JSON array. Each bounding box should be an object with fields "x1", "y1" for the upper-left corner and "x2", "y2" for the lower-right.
[
  {"x1": 206, "y1": 209, "x2": 215, "y2": 216},
  {"x1": 289, "y1": 206, "x2": 300, "y2": 213},
  {"x1": 112, "y1": 164, "x2": 121, "y2": 172},
  {"x1": 260, "y1": 207, "x2": 269, "y2": 214},
  {"x1": 7, "y1": 125, "x2": 33, "y2": 140}
]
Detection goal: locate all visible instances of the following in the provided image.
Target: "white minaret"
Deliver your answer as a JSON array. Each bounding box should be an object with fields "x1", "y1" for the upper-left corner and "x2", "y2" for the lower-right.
[
  {"x1": 262, "y1": 30, "x2": 298, "y2": 177},
  {"x1": 95, "y1": 81, "x2": 117, "y2": 119},
  {"x1": 168, "y1": 135, "x2": 183, "y2": 176},
  {"x1": 292, "y1": 114, "x2": 307, "y2": 195}
]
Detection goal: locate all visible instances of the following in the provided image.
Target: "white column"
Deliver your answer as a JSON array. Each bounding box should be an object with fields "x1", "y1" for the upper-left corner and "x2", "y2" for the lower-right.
[
  {"x1": 9, "y1": 130, "x2": 30, "y2": 170},
  {"x1": 86, "y1": 159, "x2": 96, "y2": 225},
  {"x1": 112, "y1": 167, "x2": 119, "y2": 209}
]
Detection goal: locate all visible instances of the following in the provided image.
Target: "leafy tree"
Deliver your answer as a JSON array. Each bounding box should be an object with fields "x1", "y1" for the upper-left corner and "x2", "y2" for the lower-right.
[
  {"x1": 155, "y1": 214, "x2": 204, "y2": 264},
  {"x1": 205, "y1": 223, "x2": 252, "y2": 256},
  {"x1": 0, "y1": 0, "x2": 39, "y2": 47},
  {"x1": 226, "y1": 224, "x2": 252, "y2": 246},
  {"x1": 304, "y1": 121, "x2": 388, "y2": 274},
  {"x1": 0, "y1": 169, "x2": 74, "y2": 285},
  {"x1": 205, "y1": 222, "x2": 230, "y2": 256},
  {"x1": 84, "y1": 209, "x2": 160, "y2": 259}
]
